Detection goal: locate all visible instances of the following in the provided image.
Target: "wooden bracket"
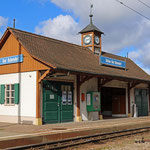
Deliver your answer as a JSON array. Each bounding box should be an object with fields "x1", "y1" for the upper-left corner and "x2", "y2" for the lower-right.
[
  {"x1": 128, "y1": 82, "x2": 140, "y2": 90},
  {"x1": 79, "y1": 75, "x2": 93, "y2": 86},
  {"x1": 38, "y1": 69, "x2": 50, "y2": 83},
  {"x1": 98, "y1": 77, "x2": 112, "y2": 86}
]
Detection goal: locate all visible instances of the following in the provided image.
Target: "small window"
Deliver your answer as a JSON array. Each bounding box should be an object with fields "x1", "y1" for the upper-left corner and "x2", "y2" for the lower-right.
[{"x1": 5, "y1": 84, "x2": 15, "y2": 105}]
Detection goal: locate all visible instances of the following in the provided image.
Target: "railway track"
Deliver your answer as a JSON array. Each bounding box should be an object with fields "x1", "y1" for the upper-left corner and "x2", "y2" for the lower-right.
[{"x1": 6, "y1": 126, "x2": 150, "y2": 150}]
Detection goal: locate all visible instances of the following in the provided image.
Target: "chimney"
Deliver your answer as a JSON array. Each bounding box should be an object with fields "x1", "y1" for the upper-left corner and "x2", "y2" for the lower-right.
[{"x1": 13, "y1": 19, "x2": 15, "y2": 28}]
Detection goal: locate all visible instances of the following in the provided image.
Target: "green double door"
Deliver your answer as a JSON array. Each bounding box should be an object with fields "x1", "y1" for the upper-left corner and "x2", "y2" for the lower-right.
[
  {"x1": 43, "y1": 81, "x2": 73, "y2": 124},
  {"x1": 135, "y1": 89, "x2": 148, "y2": 117}
]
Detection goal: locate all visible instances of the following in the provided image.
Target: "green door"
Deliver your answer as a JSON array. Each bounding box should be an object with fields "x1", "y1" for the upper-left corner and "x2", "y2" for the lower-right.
[
  {"x1": 43, "y1": 81, "x2": 73, "y2": 124},
  {"x1": 135, "y1": 89, "x2": 148, "y2": 117},
  {"x1": 43, "y1": 81, "x2": 60, "y2": 123},
  {"x1": 142, "y1": 89, "x2": 148, "y2": 116},
  {"x1": 61, "y1": 84, "x2": 73, "y2": 122}
]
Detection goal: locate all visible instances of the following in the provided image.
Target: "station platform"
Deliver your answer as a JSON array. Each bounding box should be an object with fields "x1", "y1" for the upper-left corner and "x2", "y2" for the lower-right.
[{"x1": 0, "y1": 117, "x2": 150, "y2": 149}]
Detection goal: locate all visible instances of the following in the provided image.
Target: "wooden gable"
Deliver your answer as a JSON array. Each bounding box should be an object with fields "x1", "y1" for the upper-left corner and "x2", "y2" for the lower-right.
[{"x1": 0, "y1": 31, "x2": 49, "y2": 74}]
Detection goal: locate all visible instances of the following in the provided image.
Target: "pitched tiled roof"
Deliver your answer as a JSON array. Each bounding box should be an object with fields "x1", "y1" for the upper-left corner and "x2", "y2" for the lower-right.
[{"x1": 5, "y1": 28, "x2": 150, "y2": 82}]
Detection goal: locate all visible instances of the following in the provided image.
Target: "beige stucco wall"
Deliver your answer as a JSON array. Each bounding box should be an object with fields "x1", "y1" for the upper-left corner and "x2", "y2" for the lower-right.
[{"x1": 80, "y1": 78, "x2": 98, "y2": 121}]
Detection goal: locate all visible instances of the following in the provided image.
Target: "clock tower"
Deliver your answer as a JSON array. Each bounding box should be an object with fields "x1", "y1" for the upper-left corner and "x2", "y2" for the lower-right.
[{"x1": 79, "y1": 8, "x2": 104, "y2": 55}]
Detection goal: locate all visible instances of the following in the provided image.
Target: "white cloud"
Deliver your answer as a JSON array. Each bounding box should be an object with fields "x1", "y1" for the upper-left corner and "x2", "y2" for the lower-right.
[
  {"x1": 129, "y1": 42, "x2": 150, "y2": 68},
  {"x1": 0, "y1": 16, "x2": 8, "y2": 28},
  {"x1": 35, "y1": 0, "x2": 150, "y2": 73},
  {"x1": 0, "y1": 16, "x2": 8, "y2": 38},
  {"x1": 50, "y1": 0, "x2": 150, "y2": 52},
  {"x1": 35, "y1": 15, "x2": 80, "y2": 44}
]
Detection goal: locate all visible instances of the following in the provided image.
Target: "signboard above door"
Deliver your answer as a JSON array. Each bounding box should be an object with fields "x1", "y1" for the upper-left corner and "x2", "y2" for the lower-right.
[{"x1": 100, "y1": 56, "x2": 126, "y2": 69}]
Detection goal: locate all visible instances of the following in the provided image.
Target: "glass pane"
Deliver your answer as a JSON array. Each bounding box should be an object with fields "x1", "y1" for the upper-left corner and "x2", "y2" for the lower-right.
[
  {"x1": 11, "y1": 91, "x2": 15, "y2": 97},
  {"x1": 6, "y1": 91, "x2": 10, "y2": 97},
  {"x1": 6, "y1": 98, "x2": 9, "y2": 104},
  {"x1": 6, "y1": 85, "x2": 10, "y2": 90},
  {"x1": 11, "y1": 85, "x2": 14, "y2": 90},
  {"x1": 11, "y1": 98, "x2": 14, "y2": 104},
  {"x1": 68, "y1": 86, "x2": 71, "y2": 91}
]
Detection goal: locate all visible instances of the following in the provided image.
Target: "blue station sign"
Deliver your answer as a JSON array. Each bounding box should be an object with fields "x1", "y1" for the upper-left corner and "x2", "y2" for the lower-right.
[
  {"x1": 100, "y1": 56, "x2": 126, "y2": 68},
  {"x1": 0, "y1": 54, "x2": 23, "y2": 66}
]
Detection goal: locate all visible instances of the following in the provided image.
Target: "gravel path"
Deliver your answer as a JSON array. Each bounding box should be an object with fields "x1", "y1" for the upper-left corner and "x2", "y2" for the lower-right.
[{"x1": 70, "y1": 132, "x2": 150, "y2": 150}]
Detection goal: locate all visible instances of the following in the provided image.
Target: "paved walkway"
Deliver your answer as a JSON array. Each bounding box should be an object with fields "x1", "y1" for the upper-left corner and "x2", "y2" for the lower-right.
[
  {"x1": 0, "y1": 117, "x2": 150, "y2": 149},
  {"x1": 0, "y1": 117, "x2": 150, "y2": 140}
]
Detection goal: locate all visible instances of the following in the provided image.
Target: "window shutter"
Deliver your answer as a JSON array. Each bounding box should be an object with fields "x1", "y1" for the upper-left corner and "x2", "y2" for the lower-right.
[
  {"x1": 0, "y1": 85, "x2": 5, "y2": 104},
  {"x1": 14, "y1": 84, "x2": 19, "y2": 104}
]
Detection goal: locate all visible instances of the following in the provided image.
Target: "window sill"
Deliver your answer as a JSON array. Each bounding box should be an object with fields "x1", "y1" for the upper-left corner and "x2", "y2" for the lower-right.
[{"x1": 4, "y1": 104, "x2": 15, "y2": 106}]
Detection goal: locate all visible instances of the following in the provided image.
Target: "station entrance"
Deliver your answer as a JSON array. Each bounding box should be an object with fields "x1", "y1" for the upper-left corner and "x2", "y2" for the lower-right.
[
  {"x1": 101, "y1": 87, "x2": 126, "y2": 118},
  {"x1": 42, "y1": 80, "x2": 74, "y2": 124}
]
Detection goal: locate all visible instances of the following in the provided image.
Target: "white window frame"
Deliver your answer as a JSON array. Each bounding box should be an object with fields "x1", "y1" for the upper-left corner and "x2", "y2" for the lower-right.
[{"x1": 5, "y1": 84, "x2": 15, "y2": 105}]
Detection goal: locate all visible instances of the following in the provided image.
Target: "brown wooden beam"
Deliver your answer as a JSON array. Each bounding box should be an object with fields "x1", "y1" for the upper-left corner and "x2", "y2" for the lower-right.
[
  {"x1": 129, "y1": 82, "x2": 140, "y2": 90},
  {"x1": 98, "y1": 77, "x2": 113, "y2": 86},
  {"x1": 38, "y1": 69, "x2": 50, "y2": 83},
  {"x1": 79, "y1": 76, "x2": 93, "y2": 86},
  {"x1": 55, "y1": 69, "x2": 150, "y2": 85},
  {"x1": 36, "y1": 71, "x2": 41, "y2": 119}
]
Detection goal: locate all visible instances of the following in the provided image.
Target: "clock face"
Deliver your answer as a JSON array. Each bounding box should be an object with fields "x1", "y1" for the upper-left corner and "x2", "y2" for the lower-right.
[
  {"x1": 94, "y1": 36, "x2": 100, "y2": 45},
  {"x1": 83, "y1": 35, "x2": 91, "y2": 45}
]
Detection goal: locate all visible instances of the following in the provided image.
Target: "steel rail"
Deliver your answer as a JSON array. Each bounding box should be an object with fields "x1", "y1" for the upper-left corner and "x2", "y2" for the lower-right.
[{"x1": 6, "y1": 126, "x2": 150, "y2": 150}]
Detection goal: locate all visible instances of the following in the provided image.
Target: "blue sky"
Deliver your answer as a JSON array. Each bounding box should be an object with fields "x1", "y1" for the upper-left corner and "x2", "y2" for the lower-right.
[
  {"x1": 1, "y1": 0, "x2": 150, "y2": 74},
  {"x1": 0, "y1": 0, "x2": 68, "y2": 32}
]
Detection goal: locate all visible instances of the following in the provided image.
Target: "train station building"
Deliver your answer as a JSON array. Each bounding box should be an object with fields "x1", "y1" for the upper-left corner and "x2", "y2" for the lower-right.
[{"x1": 0, "y1": 16, "x2": 150, "y2": 125}]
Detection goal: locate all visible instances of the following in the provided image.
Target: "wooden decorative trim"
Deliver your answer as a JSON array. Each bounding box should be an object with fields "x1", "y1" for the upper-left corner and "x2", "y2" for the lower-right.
[
  {"x1": 84, "y1": 45, "x2": 92, "y2": 47},
  {"x1": 98, "y1": 77, "x2": 113, "y2": 86},
  {"x1": 38, "y1": 69, "x2": 50, "y2": 83},
  {"x1": 36, "y1": 71, "x2": 40, "y2": 118},
  {"x1": 0, "y1": 29, "x2": 10, "y2": 49},
  {"x1": 80, "y1": 75, "x2": 93, "y2": 86},
  {"x1": 81, "y1": 34, "x2": 83, "y2": 46},
  {"x1": 100, "y1": 36, "x2": 102, "y2": 54},
  {"x1": 129, "y1": 82, "x2": 140, "y2": 90},
  {"x1": 92, "y1": 32, "x2": 94, "y2": 52}
]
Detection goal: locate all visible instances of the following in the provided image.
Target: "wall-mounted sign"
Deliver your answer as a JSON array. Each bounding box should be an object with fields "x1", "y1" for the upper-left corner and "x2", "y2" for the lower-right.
[
  {"x1": 68, "y1": 91, "x2": 72, "y2": 105},
  {"x1": 100, "y1": 56, "x2": 126, "y2": 69},
  {"x1": 50, "y1": 94, "x2": 54, "y2": 100},
  {"x1": 87, "y1": 94, "x2": 91, "y2": 106},
  {"x1": 0, "y1": 54, "x2": 23, "y2": 66},
  {"x1": 62, "y1": 91, "x2": 67, "y2": 105}
]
